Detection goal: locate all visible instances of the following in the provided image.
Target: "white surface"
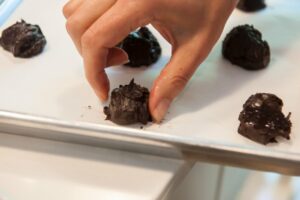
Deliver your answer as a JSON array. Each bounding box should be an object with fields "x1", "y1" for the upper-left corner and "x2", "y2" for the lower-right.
[
  {"x1": 238, "y1": 172, "x2": 300, "y2": 200},
  {"x1": 0, "y1": 0, "x2": 300, "y2": 164},
  {"x1": 218, "y1": 166, "x2": 249, "y2": 200},
  {"x1": 171, "y1": 163, "x2": 222, "y2": 200},
  {"x1": 0, "y1": 132, "x2": 190, "y2": 200}
]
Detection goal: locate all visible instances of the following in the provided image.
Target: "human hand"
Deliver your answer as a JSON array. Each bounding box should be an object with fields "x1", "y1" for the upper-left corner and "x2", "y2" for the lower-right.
[{"x1": 63, "y1": 0, "x2": 238, "y2": 122}]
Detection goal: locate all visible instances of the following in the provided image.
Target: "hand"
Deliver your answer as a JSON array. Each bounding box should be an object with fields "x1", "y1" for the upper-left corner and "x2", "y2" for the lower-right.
[{"x1": 63, "y1": 0, "x2": 238, "y2": 122}]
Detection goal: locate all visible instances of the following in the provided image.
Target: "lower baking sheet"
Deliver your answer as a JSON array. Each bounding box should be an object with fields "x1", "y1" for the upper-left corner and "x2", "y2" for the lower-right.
[
  {"x1": 0, "y1": 0, "x2": 20, "y2": 26},
  {"x1": 0, "y1": 0, "x2": 300, "y2": 174}
]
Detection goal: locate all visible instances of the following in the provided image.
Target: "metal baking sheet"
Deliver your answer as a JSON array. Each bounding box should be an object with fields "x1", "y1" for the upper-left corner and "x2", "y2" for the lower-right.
[
  {"x1": 0, "y1": 0, "x2": 20, "y2": 26},
  {"x1": 0, "y1": 0, "x2": 300, "y2": 174}
]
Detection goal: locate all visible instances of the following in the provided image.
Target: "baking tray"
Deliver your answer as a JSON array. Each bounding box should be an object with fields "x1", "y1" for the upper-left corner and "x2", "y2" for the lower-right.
[
  {"x1": 0, "y1": 0, "x2": 20, "y2": 26},
  {"x1": 0, "y1": 0, "x2": 300, "y2": 175}
]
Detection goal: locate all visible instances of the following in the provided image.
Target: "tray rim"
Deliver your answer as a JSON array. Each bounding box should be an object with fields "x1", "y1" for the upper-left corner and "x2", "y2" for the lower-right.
[
  {"x1": 0, "y1": 110, "x2": 299, "y2": 175},
  {"x1": 0, "y1": 0, "x2": 21, "y2": 26}
]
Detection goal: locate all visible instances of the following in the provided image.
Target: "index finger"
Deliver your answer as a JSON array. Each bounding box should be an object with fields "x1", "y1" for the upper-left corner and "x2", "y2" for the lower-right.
[{"x1": 81, "y1": 1, "x2": 153, "y2": 101}]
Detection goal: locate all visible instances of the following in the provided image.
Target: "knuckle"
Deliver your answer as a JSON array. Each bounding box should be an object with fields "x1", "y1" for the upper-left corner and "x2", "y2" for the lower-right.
[
  {"x1": 65, "y1": 18, "x2": 79, "y2": 34},
  {"x1": 170, "y1": 75, "x2": 188, "y2": 90},
  {"x1": 63, "y1": 3, "x2": 72, "y2": 18},
  {"x1": 81, "y1": 30, "x2": 95, "y2": 49}
]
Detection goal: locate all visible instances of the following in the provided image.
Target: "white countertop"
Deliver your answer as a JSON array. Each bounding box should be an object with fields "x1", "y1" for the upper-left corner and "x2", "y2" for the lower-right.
[{"x1": 0, "y1": 133, "x2": 191, "y2": 200}]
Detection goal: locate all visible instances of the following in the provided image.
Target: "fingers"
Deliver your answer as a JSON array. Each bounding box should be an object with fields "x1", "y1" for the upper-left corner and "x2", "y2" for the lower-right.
[
  {"x1": 65, "y1": 0, "x2": 117, "y2": 54},
  {"x1": 152, "y1": 22, "x2": 174, "y2": 44},
  {"x1": 81, "y1": 1, "x2": 152, "y2": 101},
  {"x1": 63, "y1": 0, "x2": 84, "y2": 18},
  {"x1": 149, "y1": 34, "x2": 215, "y2": 123}
]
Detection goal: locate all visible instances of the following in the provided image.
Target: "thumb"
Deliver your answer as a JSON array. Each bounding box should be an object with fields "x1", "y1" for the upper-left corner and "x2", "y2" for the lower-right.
[
  {"x1": 107, "y1": 47, "x2": 129, "y2": 66},
  {"x1": 149, "y1": 36, "x2": 213, "y2": 123}
]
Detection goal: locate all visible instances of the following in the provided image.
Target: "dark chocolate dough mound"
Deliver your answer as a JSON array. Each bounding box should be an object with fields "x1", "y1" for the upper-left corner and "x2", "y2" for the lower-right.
[
  {"x1": 237, "y1": 0, "x2": 266, "y2": 12},
  {"x1": 238, "y1": 93, "x2": 292, "y2": 145},
  {"x1": 119, "y1": 27, "x2": 161, "y2": 67},
  {"x1": 104, "y1": 79, "x2": 151, "y2": 125},
  {"x1": 222, "y1": 25, "x2": 270, "y2": 70},
  {"x1": 0, "y1": 20, "x2": 46, "y2": 58}
]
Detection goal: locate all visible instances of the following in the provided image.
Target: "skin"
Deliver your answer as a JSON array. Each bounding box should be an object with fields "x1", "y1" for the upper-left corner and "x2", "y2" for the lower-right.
[{"x1": 63, "y1": 0, "x2": 238, "y2": 122}]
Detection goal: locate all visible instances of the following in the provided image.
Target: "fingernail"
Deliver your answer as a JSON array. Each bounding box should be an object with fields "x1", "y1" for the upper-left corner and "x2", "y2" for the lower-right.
[
  {"x1": 120, "y1": 59, "x2": 129, "y2": 65},
  {"x1": 152, "y1": 98, "x2": 171, "y2": 123}
]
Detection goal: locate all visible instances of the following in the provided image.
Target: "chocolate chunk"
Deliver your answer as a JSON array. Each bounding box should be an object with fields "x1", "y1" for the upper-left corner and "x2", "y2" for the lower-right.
[
  {"x1": 0, "y1": 20, "x2": 46, "y2": 58},
  {"x1": 237, "y1": 0, "x2": 266, "y2": 12},
  {"x1": 104, "y1": 79, "x2": 151, "y2": 125},
  {"x1": 238, "y1": 93, "x2": 292, "y2": 145},
  {"x1": 119, "y1": 27, "x2": 161, "y2": 67},
  {"x1": 222, "y1": 25, "x2": 270, "y2": 70}
]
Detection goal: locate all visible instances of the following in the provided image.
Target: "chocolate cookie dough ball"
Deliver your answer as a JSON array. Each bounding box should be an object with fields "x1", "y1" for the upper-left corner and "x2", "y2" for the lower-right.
[
  {"x1": 238, "y1": 93, "x2": 292, "y2": 145},
  {"x1": 237, "y1": 0, "x2": 266, "y2": 12},
  {"x1": 104, "y1": 79, "x2": 151, "y2": 125},
  {"x1": 119, "y1": 27, "x2": 161, "y2": 67},
  {"x1": 222, "y1": 25, "x2": 270, "y2": 70},
  {"x1": 0, "y1": 20, "x2": 46, "y2": 58}
]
